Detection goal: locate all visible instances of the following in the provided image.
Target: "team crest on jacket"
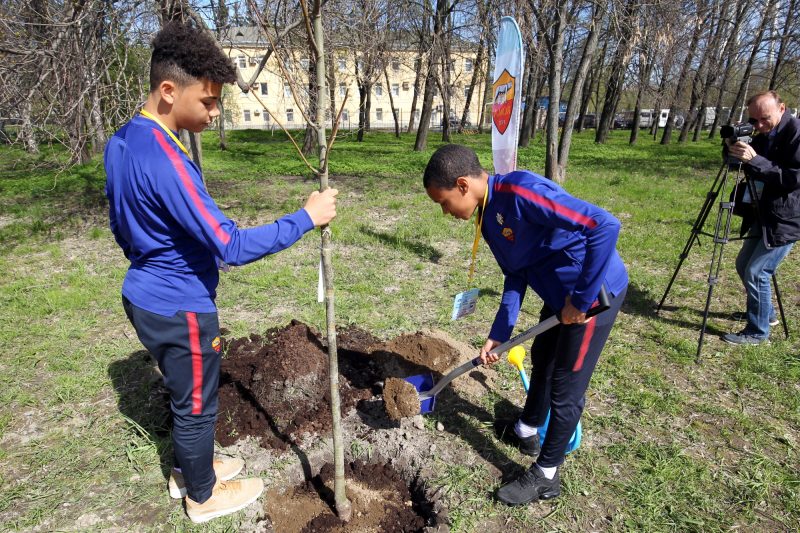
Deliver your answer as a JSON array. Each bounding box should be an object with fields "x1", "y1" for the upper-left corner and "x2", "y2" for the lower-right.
[
  {"x1": 502, "y1": 227, "x2": 515, "y2": 242},
  {"x1": 212, "y1": 336, "x2": 221, "y2": 353},
  {"x1": 496, "y1": 212, "x2": 504, "y2": 225}
]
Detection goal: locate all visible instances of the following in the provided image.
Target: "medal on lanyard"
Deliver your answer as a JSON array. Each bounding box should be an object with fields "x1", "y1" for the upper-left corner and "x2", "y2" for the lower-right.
[{"x1": 451, "y1": 186, "x2": 489, "y2": 320}]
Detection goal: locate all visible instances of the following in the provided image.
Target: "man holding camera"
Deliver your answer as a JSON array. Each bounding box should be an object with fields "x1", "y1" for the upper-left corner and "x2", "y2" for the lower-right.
[{"x1": 723, "y1": 90, "x2": 800, "y2": 345}]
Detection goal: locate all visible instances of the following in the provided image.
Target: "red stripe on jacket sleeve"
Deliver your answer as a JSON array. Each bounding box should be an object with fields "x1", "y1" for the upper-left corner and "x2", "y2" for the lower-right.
[
  {"x1": 153, "y1": 129, "x2": 231, "y2": 245},
  {"x1": 186, "y1": 312, "x2": 204, "y2": 415},
  {"x1": 495, "y1": 182, "x2": 598, "y2": 229}
]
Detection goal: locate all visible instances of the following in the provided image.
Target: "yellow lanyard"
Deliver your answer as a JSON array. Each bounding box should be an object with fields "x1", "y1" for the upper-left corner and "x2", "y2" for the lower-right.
[
  {"x1": 467, "y1": 185, "x2": 489, "y2": 287},
  {"x1": 139, "y1": 109, "x2": 189, "y2": 156}
]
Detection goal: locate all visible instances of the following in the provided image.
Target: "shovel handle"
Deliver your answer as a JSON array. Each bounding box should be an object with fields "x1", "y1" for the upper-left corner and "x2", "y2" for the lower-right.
[
  {"x1": 418, "y1": 356, "x2": 482, "y2": 400},
  {"x1": 418, "y1": 287, "x2": 611, "y2": 402},
  {"x1": 491, "y1": 286, "x2": 611, "y2": 356}
]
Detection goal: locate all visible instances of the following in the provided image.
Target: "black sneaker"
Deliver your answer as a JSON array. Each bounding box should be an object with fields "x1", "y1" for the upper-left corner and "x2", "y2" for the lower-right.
[
  {"x1": 731, "y1": 311, "x2": 779, "y2": 327},
  {"x1": 497, "y1": 465, "x2": 560, "y2": 505},
  {"x1": 494, "y1": 420, "x2": 540, "y2": 457}
]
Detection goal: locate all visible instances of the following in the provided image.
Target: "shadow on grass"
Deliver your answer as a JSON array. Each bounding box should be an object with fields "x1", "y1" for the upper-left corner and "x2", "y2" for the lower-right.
[
  {"x1": 108, "y1": 350, "x2": 173, "y2": 481},
  {"x1": 360, "y1": 225, "x2": 444, "y2": 263}
]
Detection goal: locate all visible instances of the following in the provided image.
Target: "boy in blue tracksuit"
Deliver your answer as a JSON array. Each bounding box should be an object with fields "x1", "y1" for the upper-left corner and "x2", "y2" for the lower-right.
[
  {"x1": 424, "y1": 144, "x2": 627, "y2": 505},
  {"x1": 104, "y1": 22, "x2": 337, "y2": 523}
]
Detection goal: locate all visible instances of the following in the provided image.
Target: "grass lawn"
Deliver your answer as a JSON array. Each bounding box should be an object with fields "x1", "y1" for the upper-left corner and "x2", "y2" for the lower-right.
[{"x1": 1, "y1": 127, "x2": 798, "y2": 531}]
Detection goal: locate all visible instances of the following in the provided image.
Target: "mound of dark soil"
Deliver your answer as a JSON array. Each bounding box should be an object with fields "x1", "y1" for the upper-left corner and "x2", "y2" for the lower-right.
[
  {"x1": 265, "y1": 460, "x2": 435, "y2": 532},
  {"x1": 216, "y1": 321, "x2": 381, "y2": 449},
  {"x1": 216, "y1": 320, "x2": 474, "y2": 450}
]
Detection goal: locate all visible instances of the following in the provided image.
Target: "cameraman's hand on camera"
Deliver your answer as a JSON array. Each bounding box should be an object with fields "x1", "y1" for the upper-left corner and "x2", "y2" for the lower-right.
[
  {"x1": 728, "y1": 141, "x2": 757, "y2": 163},
  {"x1": 304, "y1": 188, "x2": 338, "y2": 227}
]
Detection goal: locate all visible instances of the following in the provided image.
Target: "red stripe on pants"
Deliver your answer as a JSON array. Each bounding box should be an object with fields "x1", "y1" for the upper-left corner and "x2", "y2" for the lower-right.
[
  {"x1": 186, "y1": 312, "x2": 203, "y2": 414},
  {"x1": 573, "y1": 317, "x2": 596, "y2": 372}
]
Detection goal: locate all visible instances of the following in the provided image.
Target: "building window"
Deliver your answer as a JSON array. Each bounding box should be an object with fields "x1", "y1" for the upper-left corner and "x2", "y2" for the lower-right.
[
  {"x1": 465, "y1": 58, "x2": 473, "y2": 72},
  {"x1": 374, "y1": 84, "x2": 383, "y2": 97},
  {"x1": 263, "y1": 110, "x2": 270, "y2": 122},
  {"x1": 391, "y1": 84, "x2": 399, "y2": 97},
  {"x1": 402, "y1": 82, "x2": 409, "y2": 91},
  {"x1": 338, "y1": 58, "x2": 347, "y2": 72},
  {"x1": 339, "y1": 83, "x2": 347, "y2": 97},
  {"x1": 342, "y1": 110, "x2": 349, "y2": 122},
  {"x1": 300, "y1": 58, "x2": 310, "y2": 71},
  {"x1": 286, "y1": 109, "x2": 294, "y2": 122},
  {"x1": 464, "y1": 86, "x2": 470, "y2": 98},
  {"x1": 284, "y1": 84, "x2": 291, "y2": 97},
  {"x1": 392, "y1": 59, "x2": 400, "y2": 71},
  {"x1": 260, "y1": 83, "x2": 268, "y2": 95},
  {"x1": 243, "y1": 110, "x2": 251, "y2": 122},
  {"x1": 375, "y1": 108, "x2": 383, "y2": 121},
  {"x1": 237, "y1": 56, "x2": 247, "y2": 69}
]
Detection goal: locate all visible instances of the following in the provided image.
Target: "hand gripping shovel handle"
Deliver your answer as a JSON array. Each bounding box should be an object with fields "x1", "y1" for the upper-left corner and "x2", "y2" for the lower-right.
[
  {"x1": 418, "y1": 287, "x2": 610, "y2": 401},
  {"x1": 491, "y1": 285, "x2": 611, "y2": 355}
]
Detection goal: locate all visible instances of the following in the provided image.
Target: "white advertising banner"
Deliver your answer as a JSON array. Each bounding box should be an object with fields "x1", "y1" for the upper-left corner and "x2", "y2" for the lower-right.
[{"x1": 491, "y1": 16, "x2": 525, "y2": 176}]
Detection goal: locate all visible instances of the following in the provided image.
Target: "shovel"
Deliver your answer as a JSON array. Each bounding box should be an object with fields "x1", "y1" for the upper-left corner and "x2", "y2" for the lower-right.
[{"x1": 410, "y1": 287, "x2": 611, "y2": 414}]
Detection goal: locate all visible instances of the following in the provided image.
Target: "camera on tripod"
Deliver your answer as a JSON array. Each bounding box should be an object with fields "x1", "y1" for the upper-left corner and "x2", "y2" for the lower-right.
[{"x1": 721, "y1": 121, "x2": 755, "y2": 167}]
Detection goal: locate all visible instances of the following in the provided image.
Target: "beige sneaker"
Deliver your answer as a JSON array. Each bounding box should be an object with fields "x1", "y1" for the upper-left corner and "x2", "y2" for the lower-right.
[
  {"x1": 185, "y1": 478, "x2": 264, "y2": 524},
  {"x1": 168, "y1": 457, "x2": 245, "y2": 498}
]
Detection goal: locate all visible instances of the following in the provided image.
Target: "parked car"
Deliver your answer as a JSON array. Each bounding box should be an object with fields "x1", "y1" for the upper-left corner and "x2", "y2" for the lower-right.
[
  {"x1": 575, "y1": 113, "x2": 596, "y2": 128},
  {"x1": 613, "y1": 113, "x2": 632, "y2": 129}
]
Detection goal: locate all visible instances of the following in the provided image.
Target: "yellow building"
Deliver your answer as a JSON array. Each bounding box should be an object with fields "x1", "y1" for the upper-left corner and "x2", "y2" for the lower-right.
[{"x1": 220, "y1": 26, "x2": 487, "y2": 131}]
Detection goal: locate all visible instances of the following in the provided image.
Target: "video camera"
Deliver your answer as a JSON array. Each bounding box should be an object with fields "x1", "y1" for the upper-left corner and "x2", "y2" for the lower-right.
[
  {"x1": 721, "y1": 120, "x2": 755, "y2": 167},
  {"x1": 720, "y1": 122, "x2": 754, "y2": 143}
]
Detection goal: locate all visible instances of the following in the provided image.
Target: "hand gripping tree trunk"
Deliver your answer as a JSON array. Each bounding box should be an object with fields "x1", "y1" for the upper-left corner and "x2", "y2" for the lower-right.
[{"x1": 311, "y1": 1, "x2": 352, "y2": 522}]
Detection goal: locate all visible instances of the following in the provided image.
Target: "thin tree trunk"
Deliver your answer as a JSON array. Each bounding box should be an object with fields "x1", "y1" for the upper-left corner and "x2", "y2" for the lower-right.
[
  {"x1": 709, "y1": 0, "x2": 750, "y2": 136},
  {"x1": 560, "y1": 0, "x2": 602, "y2": 165},
  {"x1": 519, "y1": 52, "x2": 538, "y2": 147},
  {"x1": 630, "y1": 40, "x2": 655, "y2": 145},
  {"x1": 312, "y1": 3, "x2": 351, "y2": 522},
  {"x1": 661, "y1": 3, "x2": 705, "y2": 145},
  {"x1": 460, "y1": 31, "x2": 485, "y2": 133},
  {"x1": 218, "y1": 99, "x2": 227, "y2": 150},
  {"x1": 384, "y1": 68, "x2": 400, "y2": 138},
  {"x1": 414, "y1": 0, "x2": 447, "y2": 151},
  {"x1": 768, "y1": 0, "x2": 797, "y2": 89},
  {"x1": 728, "y1": 0, "x2": 777, "y2": 125}
]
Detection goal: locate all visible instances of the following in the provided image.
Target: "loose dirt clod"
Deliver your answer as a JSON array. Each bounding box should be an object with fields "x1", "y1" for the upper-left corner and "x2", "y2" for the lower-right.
[{"x1": 383, "y1": 378, "x2": 421, "y2": 420}]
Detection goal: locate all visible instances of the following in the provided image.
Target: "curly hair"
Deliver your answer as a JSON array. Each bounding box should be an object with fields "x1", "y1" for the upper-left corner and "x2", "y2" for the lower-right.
[
  {"x1": 149, "y1": 21, "x2": 237, "y2": 91},
  {"x1": 423, "y1": 144, "x2": 484, "y2": 189}
]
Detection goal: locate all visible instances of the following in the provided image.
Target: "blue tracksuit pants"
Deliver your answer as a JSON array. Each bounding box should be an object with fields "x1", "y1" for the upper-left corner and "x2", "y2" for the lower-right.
[
  {"x1": 122, "y1": 297, "x2": 220, "y2": 503},
  {"x1": 520, "y1": 287, "x2": 626, "y2": 468}
]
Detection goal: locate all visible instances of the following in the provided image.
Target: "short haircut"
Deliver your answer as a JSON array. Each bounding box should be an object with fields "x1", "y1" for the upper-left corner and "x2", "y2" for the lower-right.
[
  {"x1": 747, "y1": 90, "x2": 783, "y2": 107},
  {"x1": 423, "y1": 144, "x2": 484, "y2": 189},
  {"x1": 149, "y1": 21, "x2": 237, "y2": 91}
]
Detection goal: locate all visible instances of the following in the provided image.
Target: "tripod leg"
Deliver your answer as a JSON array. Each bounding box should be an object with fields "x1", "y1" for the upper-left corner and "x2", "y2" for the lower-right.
[
  {"x1": 658, "y1": 164, "x2": 728, "y2": 313},
  {"x1": 772, "y1": 274, "x2": 789, "y2": 339}
]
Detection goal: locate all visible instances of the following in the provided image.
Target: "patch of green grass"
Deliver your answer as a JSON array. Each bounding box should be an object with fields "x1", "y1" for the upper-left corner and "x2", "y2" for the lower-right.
[{"x1": 2, "y1": 128, "x2": 799, "y2": 531}]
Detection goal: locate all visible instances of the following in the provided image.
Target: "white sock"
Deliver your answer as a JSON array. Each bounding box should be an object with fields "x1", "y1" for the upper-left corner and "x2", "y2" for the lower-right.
[
  {"x1": 514, "y1": 419, "x2": 538, "y2": 438},
  {"x1": 537, "y1": 464, "x2": 557, "y2": 480}
]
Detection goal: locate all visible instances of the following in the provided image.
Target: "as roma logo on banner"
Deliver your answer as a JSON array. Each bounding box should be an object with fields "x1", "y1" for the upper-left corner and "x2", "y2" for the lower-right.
[{"x1": 492, "y1": 69, "x2": 515, "y2": 135}]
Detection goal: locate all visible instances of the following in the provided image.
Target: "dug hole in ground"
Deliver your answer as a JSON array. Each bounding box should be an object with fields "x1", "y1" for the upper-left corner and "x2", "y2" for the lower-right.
[{"x1": 165, "y1": 320, "x2": 518, "y2": 531}]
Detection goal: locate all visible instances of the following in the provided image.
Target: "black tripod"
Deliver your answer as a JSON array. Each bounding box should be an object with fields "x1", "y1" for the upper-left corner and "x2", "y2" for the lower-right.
[{"x1": 656, "y1": 161, "x2": 789, "y2": 361}]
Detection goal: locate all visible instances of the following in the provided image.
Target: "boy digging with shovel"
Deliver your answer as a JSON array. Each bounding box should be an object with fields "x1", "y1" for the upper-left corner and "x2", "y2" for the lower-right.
[
  {"x1": 104, "y1": 22, "x2": 337, "y2": 523},
  {"x1": 423, "y1": 144, "x2": 627, "y2": 505}
]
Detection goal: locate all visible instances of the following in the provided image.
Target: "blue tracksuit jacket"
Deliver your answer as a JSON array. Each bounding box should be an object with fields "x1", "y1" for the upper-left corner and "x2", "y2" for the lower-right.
[
  {"x1": 104, "y1": 115, "x2": 315, "y2": 317},
  {"x1": 483, "y1": 171, "x2": 628, "y2": 342}
]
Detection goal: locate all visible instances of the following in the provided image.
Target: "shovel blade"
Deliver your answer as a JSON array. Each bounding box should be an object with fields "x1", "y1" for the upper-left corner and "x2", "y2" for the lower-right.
[{"x1": 405, "y1": 373, "x2": 436, "y2": 414}]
